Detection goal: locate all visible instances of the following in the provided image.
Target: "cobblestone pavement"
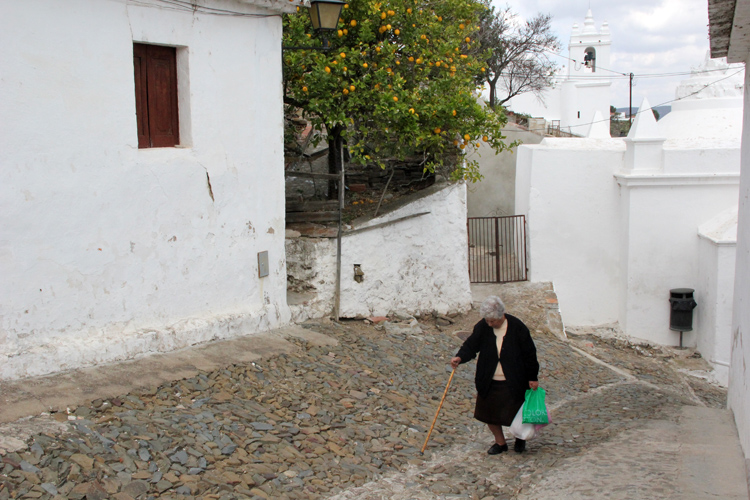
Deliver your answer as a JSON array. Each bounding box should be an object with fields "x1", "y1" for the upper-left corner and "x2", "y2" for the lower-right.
[{"x1": 0, "y1": 283, "x2": 744, "y2": 500}]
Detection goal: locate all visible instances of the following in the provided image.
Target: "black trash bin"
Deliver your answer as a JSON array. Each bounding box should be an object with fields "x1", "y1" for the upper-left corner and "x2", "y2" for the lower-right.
[{"x1": 669, "y1": 288, "x2": 697, "y2": 347}]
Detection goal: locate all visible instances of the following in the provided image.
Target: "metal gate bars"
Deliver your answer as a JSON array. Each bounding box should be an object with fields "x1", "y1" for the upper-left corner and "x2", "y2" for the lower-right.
[{"x1": 467, "y1": 216, "x2": 528, "y2": 283}]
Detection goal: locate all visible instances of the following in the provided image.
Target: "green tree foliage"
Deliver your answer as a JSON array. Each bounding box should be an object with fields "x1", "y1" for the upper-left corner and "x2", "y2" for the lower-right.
[{"x1": 283, "y1": 0, "x2": 512, "y2": 182}]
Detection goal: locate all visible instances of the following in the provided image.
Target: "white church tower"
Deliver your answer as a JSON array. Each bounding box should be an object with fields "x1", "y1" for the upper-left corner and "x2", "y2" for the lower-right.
[
  {"x1": 559, "y1": 10, "x2": 612, "y2": 133},
  {"x1": 505, "y1": 9, "x2": 613, "y2": 137}
]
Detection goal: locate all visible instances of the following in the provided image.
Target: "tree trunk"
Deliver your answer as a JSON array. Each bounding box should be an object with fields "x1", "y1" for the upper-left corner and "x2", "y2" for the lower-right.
[
  {"x1": 487, "y1": 73, "x2": 502, "y2": 111},
  {"x1": 327, "y1": 126, "x2": 343, "y2": 200}
]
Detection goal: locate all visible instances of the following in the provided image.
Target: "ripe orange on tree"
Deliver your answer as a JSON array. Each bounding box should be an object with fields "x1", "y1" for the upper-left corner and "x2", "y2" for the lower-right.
[{"x1": 282, "y1": 0, "x2": 511, "y2": 181}]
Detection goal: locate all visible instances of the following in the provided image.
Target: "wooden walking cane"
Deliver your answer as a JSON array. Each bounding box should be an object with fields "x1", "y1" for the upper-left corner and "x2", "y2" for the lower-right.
[{"x1": 420, "y1": 368, "x2": 456, "y2": 455}]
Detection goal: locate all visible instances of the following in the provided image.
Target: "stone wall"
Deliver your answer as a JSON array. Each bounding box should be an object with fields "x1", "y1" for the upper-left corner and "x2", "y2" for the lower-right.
[{"x1": 286, "y1": 183, "x2": 472, "y2": 321}]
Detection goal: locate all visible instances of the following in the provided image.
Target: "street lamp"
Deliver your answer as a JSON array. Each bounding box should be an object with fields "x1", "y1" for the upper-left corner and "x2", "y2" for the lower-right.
[
  {"x1": 285, "y1": 0, "x2": 344, "y2": 51},
  {"x1": 309, "y1": 0, "x2": 344, "y2": 31},
  {"x1": 282, "y1": 0, "x2": 345, "y2": 319}
]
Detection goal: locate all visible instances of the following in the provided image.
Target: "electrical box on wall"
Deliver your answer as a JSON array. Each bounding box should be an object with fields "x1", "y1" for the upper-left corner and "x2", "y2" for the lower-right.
[{"x1": 258, "y1": 251, "x2": 269, "y2": 278}]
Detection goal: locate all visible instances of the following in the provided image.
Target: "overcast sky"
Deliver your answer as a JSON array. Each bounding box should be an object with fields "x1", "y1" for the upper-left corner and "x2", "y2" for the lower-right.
[{"x1": 496, "y1": 0, "x2": 714, "y2": 108}]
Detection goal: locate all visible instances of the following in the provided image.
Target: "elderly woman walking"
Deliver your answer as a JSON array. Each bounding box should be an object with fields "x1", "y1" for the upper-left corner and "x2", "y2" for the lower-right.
[{"x1": 451, "y1": 296, "x2": 540, "y2": 454}]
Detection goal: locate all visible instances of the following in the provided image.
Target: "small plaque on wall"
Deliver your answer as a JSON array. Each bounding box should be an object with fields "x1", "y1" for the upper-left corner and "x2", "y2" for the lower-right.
[{"x1": 258, "y1": 251, "x2": 269, "y2": 278}]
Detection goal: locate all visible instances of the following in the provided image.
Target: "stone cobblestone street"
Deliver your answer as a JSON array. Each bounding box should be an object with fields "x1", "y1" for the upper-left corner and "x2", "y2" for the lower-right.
[{"x1": 0, "y1": 283, "x2": 744, "y2": 500}]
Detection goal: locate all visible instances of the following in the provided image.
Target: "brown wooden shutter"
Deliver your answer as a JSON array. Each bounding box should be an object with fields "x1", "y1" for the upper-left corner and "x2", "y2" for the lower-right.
[{"x1": 133, "y1": 43, "x2": 179, "y2": 148}]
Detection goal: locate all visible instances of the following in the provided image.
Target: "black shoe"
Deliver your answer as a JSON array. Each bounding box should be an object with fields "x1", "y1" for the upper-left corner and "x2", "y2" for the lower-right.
[
  {"x1": 514, "y1": 439, "x2": 526, "y2": 453},
  {"x1": 488, "y1": 443, "x2": 508, "y2": 455}
]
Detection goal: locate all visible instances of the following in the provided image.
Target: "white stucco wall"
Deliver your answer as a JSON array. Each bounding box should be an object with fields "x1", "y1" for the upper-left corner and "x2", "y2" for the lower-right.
[
  {"x1": 508, "y1": 79, "x2": 611, "y2": 137},
  {"x1": 467, "y1": 124, "x2": 544, "y2": 218},
  {"x1": 561, "y1": 81, "x2": 612, "y2": 135},
  {"x1": 516, "y1": 131, "x2": 740, "y2": 348},
  {"x1": 515, "y1": 139, "x2": 624, "y2": 325},
  {"x1": 660, "y1": 99, "x2": 744, "y2": 146},
  {"x1": 728, "y1": 63, "x2": 750, "y2": 461},
  {"x1": 697, "y1": 209, "x2": 737, "y2": 385},
  {"x1": 286, "y1": 183, "x2": 472, "y2": 321},
  {"x1": 616, "y1": 175, "x2": 739, "y2": 345},
  {"x1": 0, "y1": 0, "x2": 293, "y2": 380},
  {"x1": 506, "y1": 83, "x2": 562, "y2": 123}
]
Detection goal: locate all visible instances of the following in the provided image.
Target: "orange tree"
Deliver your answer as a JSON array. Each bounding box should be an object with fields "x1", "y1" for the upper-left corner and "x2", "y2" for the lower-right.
[{"x1": 283, "y1": 0, "x2": 512, "y2": 183}]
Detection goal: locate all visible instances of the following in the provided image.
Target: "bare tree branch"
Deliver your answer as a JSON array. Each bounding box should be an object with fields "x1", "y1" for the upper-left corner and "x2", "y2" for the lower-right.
[{"x1": 474, "y1": 2, "x2": 561, "y2": 109}]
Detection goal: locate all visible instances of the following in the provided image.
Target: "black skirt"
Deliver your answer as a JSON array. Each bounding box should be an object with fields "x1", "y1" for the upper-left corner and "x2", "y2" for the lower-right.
[{"x1": 474, "y1": 380, "x2": 524, "y2": 426}]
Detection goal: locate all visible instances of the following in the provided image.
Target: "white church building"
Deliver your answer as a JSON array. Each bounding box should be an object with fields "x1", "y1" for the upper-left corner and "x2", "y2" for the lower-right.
[
  {"x1": 516, "y1": 55, "x2": 743, "y2": 386},
  {"x1": 506, "y1": 9, "x2": 612, "y2": 136}
]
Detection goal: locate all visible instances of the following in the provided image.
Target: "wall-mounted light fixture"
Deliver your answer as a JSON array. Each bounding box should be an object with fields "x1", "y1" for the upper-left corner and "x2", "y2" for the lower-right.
[
  {"x1": 309, "y1": 0, "x2": 344, "y2": 32},
  {"x1": 353, "y1": 264, "x2": 364, "y2": 283},
  {"x1": 284, "y1": 0, "x2": 344, "y2": 51}
]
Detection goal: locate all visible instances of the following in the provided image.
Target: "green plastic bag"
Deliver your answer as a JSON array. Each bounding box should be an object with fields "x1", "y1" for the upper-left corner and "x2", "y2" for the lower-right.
[{"x1": 522, "y1": 387, "x2": 549, "y2": 424}]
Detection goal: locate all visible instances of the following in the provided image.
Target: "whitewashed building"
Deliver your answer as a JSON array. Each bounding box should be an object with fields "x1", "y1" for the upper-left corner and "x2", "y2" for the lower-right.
[
  {"x1": 506, "y1": 9, "x2": 612, "y2": 136},
  {"x1": 516, "y1": 56, "x2": 743, "y2": 385},
  {"x1": 0, "y1": 0, "x2": 299, "y2": 380},
  {"x1": 708, "y1": 0, "x2": 750, "y2": 467}
]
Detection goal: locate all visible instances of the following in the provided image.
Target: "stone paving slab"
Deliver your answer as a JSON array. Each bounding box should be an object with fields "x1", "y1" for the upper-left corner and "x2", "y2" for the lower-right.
[
  {"x1": 516, "y1": 419, "x2": 683, "y2": 499},
  {"x1": 678, "y1": 406, "x2": 749, "y2": 500},
  {"x1": 518, "y1": 405, "x2": 748, "y2": 500},
  {"x1": 0, "y1": 282, "x2": 746, "y2": 500},
  {"x1": 0, "y1": 326, "x2": 330, "y2": 424},
  {"x1": 471, "y1": 282, "x2": 565, "y2": 340}
]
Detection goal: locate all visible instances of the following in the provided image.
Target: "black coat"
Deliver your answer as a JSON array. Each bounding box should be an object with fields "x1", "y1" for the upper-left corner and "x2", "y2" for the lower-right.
[{"x1": 455, "y1": 314, "x2": 539, "y2": 401}]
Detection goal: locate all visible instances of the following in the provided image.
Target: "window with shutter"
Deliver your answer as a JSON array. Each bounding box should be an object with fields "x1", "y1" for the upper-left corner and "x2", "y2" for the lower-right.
[{"x1": 133, "y1": 43, "x2": 179, "y2": 148}]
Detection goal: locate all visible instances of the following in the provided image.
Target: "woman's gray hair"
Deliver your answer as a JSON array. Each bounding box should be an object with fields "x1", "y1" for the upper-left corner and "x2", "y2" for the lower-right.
[{"x1": 480, "y1": 296, "x2": 506, "y2": 320}]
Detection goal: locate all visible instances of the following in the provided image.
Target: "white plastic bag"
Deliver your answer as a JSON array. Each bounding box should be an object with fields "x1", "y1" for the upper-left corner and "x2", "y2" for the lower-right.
[{"x1": 510, "y1": 405, "x2": 536, "y2": 440}]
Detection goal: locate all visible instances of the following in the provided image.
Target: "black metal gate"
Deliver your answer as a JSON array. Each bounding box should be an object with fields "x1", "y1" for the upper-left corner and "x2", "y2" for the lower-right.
[{"x1": 467, "y1": 216, "x2": 528, "y2": 283}]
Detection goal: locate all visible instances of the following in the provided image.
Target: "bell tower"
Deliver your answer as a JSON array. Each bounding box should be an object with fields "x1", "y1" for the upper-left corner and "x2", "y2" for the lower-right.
[
  {"x1": 560, "y1": 10, "x2": 612, "y2": 134},
  {"x1": 569, "y1": 10, "x2": 611, "y2": 76}
]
